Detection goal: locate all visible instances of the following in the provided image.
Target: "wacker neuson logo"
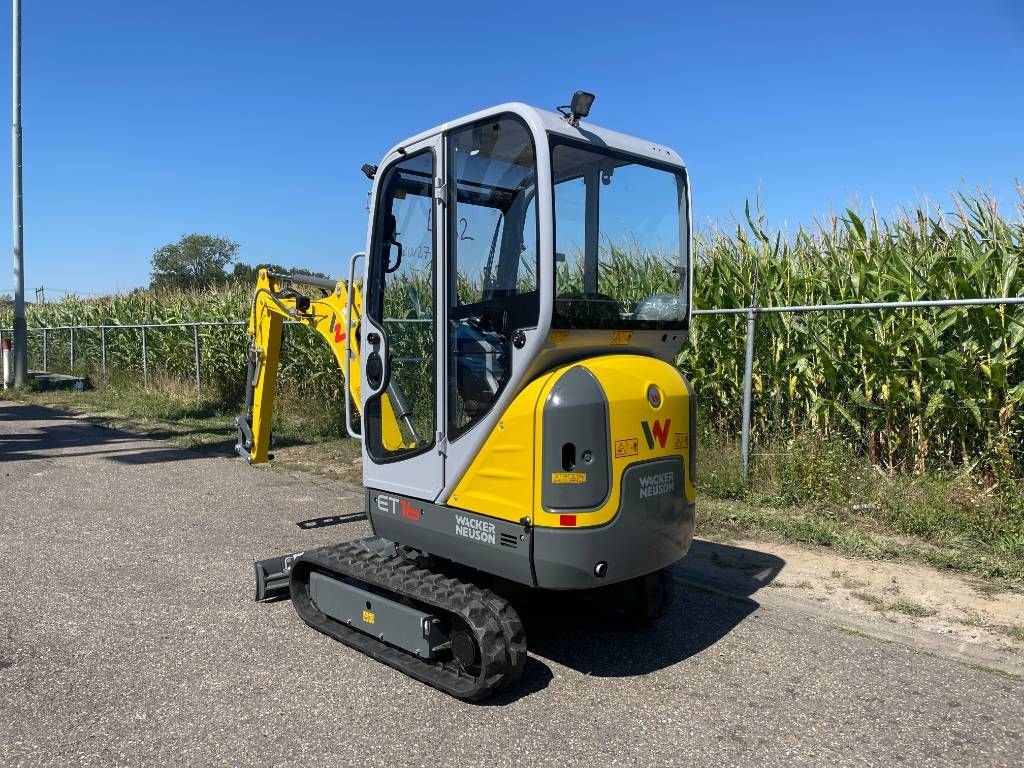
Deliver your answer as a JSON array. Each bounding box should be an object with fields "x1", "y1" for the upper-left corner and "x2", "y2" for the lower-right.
[
  {"x1": 455, "y1": 514, "x2": 496, "y2": 545},
  {"x1": 641, "y1": 418, "x2": 671, "y2": 449},
  {"x1": 639, "y1": 471, "x2": 675, "y2": 498}
]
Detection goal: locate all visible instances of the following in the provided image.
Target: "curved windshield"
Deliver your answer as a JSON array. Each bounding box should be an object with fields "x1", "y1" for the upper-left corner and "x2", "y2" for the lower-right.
[{"x1": 551, "y1": 141, "x2": 689, "y2": 329}]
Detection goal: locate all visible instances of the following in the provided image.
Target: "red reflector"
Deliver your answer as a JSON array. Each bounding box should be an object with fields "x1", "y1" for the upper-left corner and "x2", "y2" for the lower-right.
[{"x1": 559, "y1": 514, "x2": 577, "y2": 527}]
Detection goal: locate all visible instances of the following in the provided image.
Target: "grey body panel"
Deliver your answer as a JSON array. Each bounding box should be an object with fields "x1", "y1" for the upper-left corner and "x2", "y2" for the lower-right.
[
  {"x1": 541, "y1": 366, "x2": 610, "y2": 511},
  {"x1": 367, "y1": 489, "x2": 535, "y2": 587},
  {"x1": 533, "y1": 458, "x2": 694, "y2": 589},
  {"x1": 308, "y1": 572, "x2": 446, "y2": 659}
]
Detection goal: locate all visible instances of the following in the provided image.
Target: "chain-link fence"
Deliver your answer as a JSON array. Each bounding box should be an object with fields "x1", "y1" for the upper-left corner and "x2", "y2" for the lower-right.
[{"x1": 5, "y1": 294, "x2": 1024, "y2": 485}]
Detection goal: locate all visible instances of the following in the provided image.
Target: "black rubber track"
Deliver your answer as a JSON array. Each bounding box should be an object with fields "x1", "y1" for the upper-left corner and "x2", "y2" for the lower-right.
[{"x1": 289, "y1": 538, "x2": 525, "y2": 701}]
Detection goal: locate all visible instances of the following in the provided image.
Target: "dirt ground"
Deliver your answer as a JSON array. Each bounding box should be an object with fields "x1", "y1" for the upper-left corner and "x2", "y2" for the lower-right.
[{"x1": 681, "y1": 536, "x2": 1024, "y2": 672}]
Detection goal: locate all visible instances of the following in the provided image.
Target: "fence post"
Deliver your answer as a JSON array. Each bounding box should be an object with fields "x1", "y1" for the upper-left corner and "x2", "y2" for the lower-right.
[
  {"x1": 42, "y1": 327, "x2": 47, "y2": 371},
  {"x1": 70, "y1": 326, "x2": 75, "y2": 372},
  {"x1": 141, "y1": 327, "x2": 148, "y2": 387},
  {"x1": 739, "y1": 308, "x2": 757, "y2": 485},
  {"x1": 739, "y1": 262, "x2": 760, "y2": 486},
  {"x1": 100, "y1": 327, "x2": 106, "y2": 374},
  {"x1": 193, "y1": 324, "x2": 201, "y2": 397}
]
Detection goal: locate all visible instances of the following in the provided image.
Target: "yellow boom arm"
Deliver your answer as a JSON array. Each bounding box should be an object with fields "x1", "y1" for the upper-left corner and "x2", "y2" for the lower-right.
[{"x1": 234, "y1": 268, "x2": 406, "y2": 463}]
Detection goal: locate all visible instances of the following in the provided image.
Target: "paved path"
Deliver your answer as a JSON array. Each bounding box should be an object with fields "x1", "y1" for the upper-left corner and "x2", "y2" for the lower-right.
[{"x1": 1, "y1": 401, "x2": 1021, "y2": 767}]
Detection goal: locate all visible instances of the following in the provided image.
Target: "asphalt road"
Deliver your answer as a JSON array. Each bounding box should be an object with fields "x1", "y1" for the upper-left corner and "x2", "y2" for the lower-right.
[{"x1": 1, "y1": 400, "x2": 1021, "y2": 767}]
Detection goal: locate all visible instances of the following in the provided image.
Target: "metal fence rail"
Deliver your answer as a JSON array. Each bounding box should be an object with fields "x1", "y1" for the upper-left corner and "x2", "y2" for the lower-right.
[
  {"x1": 692, "y1": 295, "x2": 1024, "y2": 480},
  {"x1": 0, "y1": 321, "x2": 249, "y2": 392},
  {"x1": 4, "y1": 295, "x2": 1024, "y2": 483},
  {"x1": 0, "y1": 318, "x2": 418, "y2": 394}
]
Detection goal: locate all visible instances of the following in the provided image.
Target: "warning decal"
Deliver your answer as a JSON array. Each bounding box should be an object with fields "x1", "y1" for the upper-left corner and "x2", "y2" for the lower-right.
[{"x1": 614, "y1": 438, "x2": 639, "y2": 458}]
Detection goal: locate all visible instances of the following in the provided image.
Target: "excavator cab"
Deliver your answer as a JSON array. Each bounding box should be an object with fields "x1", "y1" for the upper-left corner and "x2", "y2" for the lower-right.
[
  {"x1": 241, "y1": 95, "x2": 695, "y2": 700},
  {"x1": 355, "y1": 101, "x2": 691, "y2": 502}
]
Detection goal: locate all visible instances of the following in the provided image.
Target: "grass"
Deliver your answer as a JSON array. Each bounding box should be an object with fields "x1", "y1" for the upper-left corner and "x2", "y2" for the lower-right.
[
  {"x1": 837, "y1": 626, "x2": 894, "y2": 645},
  {"x1": 851, "y1": 591, "x2": 887, "y2": 610},
  {"x1": 699, "y1": 432, "x2": 1024, "y2": 584},
  {"x1": 699, "y1": 496, "x2": 1024, "y2": 585},
  {"x1": 969, "y1": 664, "x2": 1021, "y2": 681},
  {"x1": 956, "y1": 614, "x2": 1024, "y2": 642},
  {"x1": 769, "y1": 579, "x2": 814, "y2": 590},
  {"x1": 849, "y1": 592, "x2": 937, "y2": 617},
  {"x1": 888, "y1": 600, "x2": 938, "y2": 618}
]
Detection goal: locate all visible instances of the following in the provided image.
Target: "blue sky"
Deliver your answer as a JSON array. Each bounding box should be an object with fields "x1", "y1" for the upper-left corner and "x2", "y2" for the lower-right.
[{"x1": 2, "y1": 0, "x2": 1022, "y2": 297}]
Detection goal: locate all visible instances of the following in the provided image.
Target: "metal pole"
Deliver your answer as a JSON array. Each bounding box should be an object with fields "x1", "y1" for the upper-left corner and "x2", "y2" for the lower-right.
[
  {"x1": 739, "y1": 261, "x2": 760, "y2": 486},
  {"x1": 193, "y1": 323, "x2": 200, "y2": 397},
  {"x1": 41, "y1": 326, "x2": 46, "y2": 370},
  {"x1": 141, "y1": 326, "x2": 148, "y2": 387},
  {"x1": 100, "y1": 326, "x2": 106, "y2": 374},
  {"x1": 739, "y1": 308, "x2": 757, "y2": 484},
  {"x1": 10, "y1": 0, "x2": 26, "y2": 385},
  {"x1": 69, "y1": 326, "x2": 75, "y2": 371}
]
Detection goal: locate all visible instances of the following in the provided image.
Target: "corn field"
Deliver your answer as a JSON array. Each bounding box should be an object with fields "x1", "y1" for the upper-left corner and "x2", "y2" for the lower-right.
[
  {"x1": 685, "y1": 191, "x2": 1023, "y2": 481},
  {"x1": 3, "y1": 189, "x2": 1022, "y2": 479}
]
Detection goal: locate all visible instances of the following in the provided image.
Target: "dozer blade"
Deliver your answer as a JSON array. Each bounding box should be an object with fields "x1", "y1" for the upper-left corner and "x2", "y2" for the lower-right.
[{"x1": 253, "y1": 552, "x2": 303, "y2": 602}]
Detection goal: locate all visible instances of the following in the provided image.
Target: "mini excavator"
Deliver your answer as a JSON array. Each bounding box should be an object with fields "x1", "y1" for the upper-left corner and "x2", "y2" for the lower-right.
[{"x1": 237, "y1": 93, "x2": 696, "y2": 700}]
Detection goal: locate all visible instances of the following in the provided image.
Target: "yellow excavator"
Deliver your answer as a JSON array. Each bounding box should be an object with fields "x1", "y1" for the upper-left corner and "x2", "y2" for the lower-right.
[{"x1": 238, "y1": 93, "x2": 696, "y2": 700}]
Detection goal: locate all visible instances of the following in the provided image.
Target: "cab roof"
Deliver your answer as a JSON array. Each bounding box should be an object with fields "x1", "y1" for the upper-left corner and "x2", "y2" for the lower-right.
[{"x1": 385, "y1": 102, "x2": 685, "y2": 171}]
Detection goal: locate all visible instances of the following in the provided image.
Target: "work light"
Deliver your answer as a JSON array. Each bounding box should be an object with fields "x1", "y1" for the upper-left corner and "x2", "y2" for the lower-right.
[{"x1": 570, "y1": 90, "x2": 595, "y2": 121}]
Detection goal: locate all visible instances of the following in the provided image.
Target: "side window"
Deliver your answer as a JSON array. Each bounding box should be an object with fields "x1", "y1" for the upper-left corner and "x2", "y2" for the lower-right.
[
  {"x1": 365, "y1": 150, "x2": 435, "y2": 461},
  {"x1": 553, "y1": 176, "x2": 586, "y2": 294},
  {"x1": 447, "y1": 116, "x2": 538, "y2": 437}
]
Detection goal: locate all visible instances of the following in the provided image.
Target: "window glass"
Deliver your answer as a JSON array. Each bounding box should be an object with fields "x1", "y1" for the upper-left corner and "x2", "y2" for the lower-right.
[
  {"x1": 552, "y1": 143, "x2": 688, "y2": 329},
  {"x1": 365, "y1": 150, "x2": 435, "y2": 461},
  {"x1": 448, "y1": 116, "x2": 538, "y2": 437}
]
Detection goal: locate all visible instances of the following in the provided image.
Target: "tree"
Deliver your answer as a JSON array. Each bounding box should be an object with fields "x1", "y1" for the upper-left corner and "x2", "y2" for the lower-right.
[
  {"x1": 150, "y1": 234, "x2": 239, "y2": 291},
  {"x1": 230, "y1": 262, "x2": 333, "y2": 285}
]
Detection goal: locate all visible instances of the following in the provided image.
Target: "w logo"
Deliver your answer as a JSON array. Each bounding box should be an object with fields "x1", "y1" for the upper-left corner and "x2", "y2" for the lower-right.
[{"x1": 642, "y1": 419, "x2": 671, "y2": 450}]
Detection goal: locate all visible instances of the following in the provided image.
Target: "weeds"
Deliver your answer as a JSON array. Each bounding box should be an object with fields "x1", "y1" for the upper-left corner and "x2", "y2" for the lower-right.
[
  {"x1": 889, "y1": 600, "x2": 938, "y2": 618},
  {"x1": 851, "y1": 591, "x2": 886, "y2": 611}
]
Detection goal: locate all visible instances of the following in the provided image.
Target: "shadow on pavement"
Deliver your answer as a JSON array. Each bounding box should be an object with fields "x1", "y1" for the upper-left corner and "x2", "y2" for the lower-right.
[
  {"x1": 0, "y1": 401, "x2": 218, "y2": 464},
  {"x1": 514, "y1": 540, "x2": 785, "y2": 681}
]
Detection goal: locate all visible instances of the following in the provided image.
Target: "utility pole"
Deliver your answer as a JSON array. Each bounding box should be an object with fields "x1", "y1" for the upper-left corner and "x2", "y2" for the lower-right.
[
  {"x1": 11, "y1": 0, "x2": 26, "y2": 385},
  {"x1": 34, "y1": 285, "x2": 43, "y2": 303}
]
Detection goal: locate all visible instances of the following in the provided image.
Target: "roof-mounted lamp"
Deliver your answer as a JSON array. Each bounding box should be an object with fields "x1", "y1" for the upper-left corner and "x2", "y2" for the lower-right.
[{"x1": 558, "y1": 90, "x2": 595, "y2": 127}]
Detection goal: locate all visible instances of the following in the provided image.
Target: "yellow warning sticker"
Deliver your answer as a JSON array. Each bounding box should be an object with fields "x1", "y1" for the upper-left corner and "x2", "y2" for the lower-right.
[
  {"x1": 551, "y1": 472, "x2": 587, "y2": 484},
  {"x1": 614, "y1": 438, "x2": 639, "y2": 458},
  {"x1": 611, "y1": 331, "x2": 633, "y2": 345},
  {"x1": 550, "y1": 330, "x2": 569, "y2": 344},
  {"x1": 362, "y1": 610, "x2": 375, "y2": 625}
]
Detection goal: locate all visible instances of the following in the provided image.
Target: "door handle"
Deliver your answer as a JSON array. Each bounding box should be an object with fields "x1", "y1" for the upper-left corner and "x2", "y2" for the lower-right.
[{"x1": 365, "y1": 350, "x2": 384, "y2": 390}]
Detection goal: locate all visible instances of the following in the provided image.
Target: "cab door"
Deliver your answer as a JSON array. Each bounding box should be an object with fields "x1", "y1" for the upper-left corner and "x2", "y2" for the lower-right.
[{"x1": 361, "y1": 136, "x2": 445, "y2": 499}]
